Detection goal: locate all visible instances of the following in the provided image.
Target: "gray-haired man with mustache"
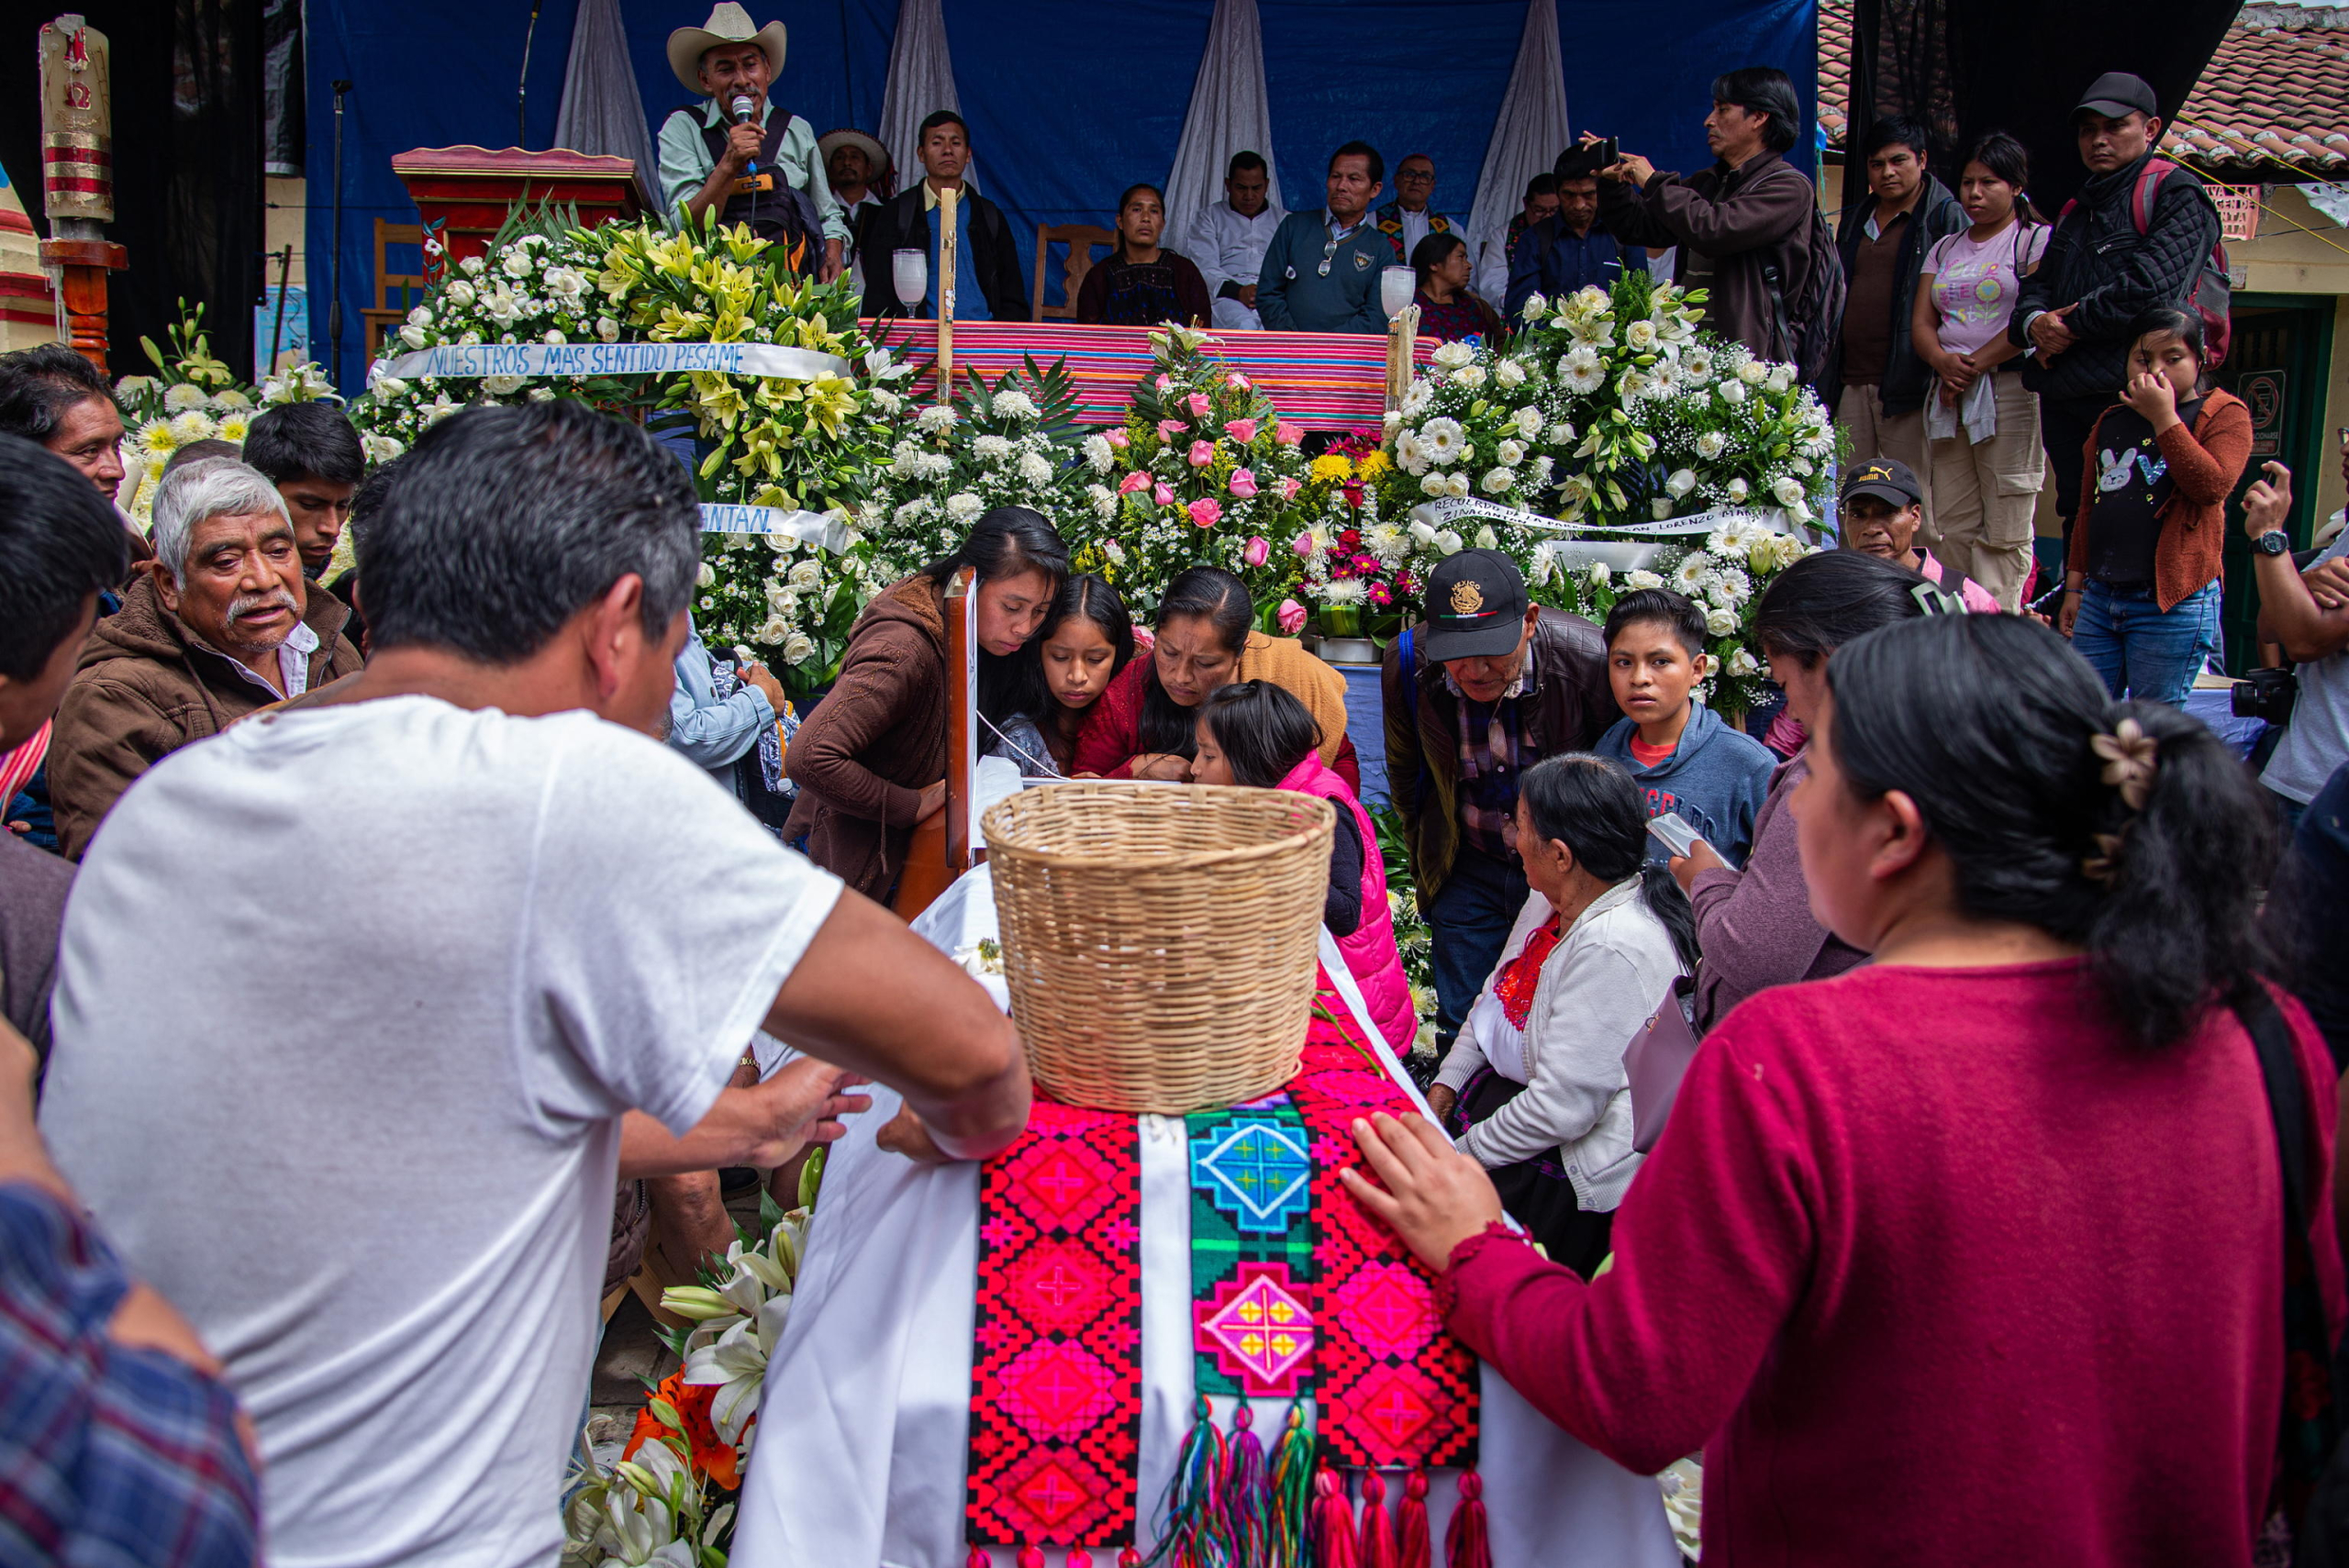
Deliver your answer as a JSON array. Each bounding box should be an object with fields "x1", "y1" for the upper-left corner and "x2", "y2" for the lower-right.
[{"x1": 48, "y1": 457, "x2": 364, "y2": 858}]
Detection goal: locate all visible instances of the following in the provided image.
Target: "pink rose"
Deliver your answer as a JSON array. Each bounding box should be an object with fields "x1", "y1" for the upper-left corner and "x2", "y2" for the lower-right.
[
  {"x1": 1153, "y1": 482, "x2": 1176, "y2": 506},
  {"x1": 1188, "y1": 497, "x2": 1223, "y2": 528},
  {"x1": 1131, "y1": 625, "x2": 1156, "y2": 650},
  {"x1": 1231, "y1": 373, "x2": 1252, "y2": 392},
  {"x1": 1188, "y1": 439, "x2": 1215, "y2": 468},
  {"x1": 1226, "y1": 417, "x2": 1259, "y2": 444},
  {"x1": 1186, "y1": 392, "x2": 1211, "y2": 418},
  {"x1": 1242, "y1": 535, "x2": 1270, "y2": 568},
  {"x1": 1276, "y1": 597, "x2": 1308, "y2": 634},
  {"x1": 1105, "y1": 428, "x2": 1130, "y2": 450},
  {"x1": 1228, "y1": 467, "x2": 1258, "y2": 498},
  {"x1": 1157, "y1": 419, "x2": 1186, "y2": 440},
  {"x1": 1156, "y1": 373, "x2": 1173, "y2": 392},
  {"x1": 1275, "y1": 421, "x2": 1304, "y2": 446},
  {"x1": 1118, "y1": 471, "x2": 1151, "y2": 495},
  {"x1": 1290, "y1": 530, "x2": 1316, "y2": 559},
  {"x1": 1279, "y1": 477, "x2": 1302, "y2": 500}
]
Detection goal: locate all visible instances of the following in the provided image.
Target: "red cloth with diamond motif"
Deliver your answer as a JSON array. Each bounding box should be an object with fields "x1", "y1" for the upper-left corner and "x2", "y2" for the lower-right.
[{"x1": 966, "y1": 1099, "x2": 1143, "y2": 1548}]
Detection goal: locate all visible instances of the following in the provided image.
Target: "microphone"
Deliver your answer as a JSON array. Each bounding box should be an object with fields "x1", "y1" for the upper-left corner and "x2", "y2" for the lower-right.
[{"x1": 730, "y1": 95, "x2": 759, "y2": 177}]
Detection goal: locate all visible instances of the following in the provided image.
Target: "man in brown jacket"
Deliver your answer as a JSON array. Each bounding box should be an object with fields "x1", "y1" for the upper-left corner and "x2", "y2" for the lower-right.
[
  {"x1": 48, "y1": 457, "x2": 362, "y2": 859},
  {"x1": 1594, "y1": 65, "x2": 1823, "y2": 365}
]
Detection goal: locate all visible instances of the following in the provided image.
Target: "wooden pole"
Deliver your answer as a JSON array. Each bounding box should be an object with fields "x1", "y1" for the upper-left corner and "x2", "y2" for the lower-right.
[
  {"x1": 937, "y1": 185, "x2": 958, "y2": 388},
  {"x1": 888, "y1": 563, "x2": 977, "y2": 922},
  {"x1": 1384, "y1": 303, "x2": 1420, "y2": 417}
]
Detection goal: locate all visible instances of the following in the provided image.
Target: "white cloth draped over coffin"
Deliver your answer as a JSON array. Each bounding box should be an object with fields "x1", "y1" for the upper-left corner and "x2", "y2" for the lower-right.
[{"x1": 729, "y1": 863, "x2": 1677, "y2": 1568}]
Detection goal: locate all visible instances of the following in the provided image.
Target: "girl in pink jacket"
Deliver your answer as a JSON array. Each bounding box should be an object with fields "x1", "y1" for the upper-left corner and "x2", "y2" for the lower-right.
[{"x1": 1189, "y1": 681, "x2": 1417, "y2": 1055}]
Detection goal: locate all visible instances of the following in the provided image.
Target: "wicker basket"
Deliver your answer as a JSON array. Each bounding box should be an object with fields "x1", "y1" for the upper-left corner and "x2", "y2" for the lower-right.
[{"x1": 981, "y1": 781, "x2": 1335, "y2": 1116}]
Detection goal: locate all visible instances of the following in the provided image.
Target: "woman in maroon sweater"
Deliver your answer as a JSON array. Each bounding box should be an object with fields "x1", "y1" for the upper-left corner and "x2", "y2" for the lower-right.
[{"x1": 1343, "y1": 614, "x2": 2344, "y2": 1566}]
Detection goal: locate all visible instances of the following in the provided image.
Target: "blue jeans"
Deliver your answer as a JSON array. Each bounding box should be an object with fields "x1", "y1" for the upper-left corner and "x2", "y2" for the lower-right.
[
  {"x1": 2072, "y1": 579, "x2": 2222, "y2": 708},
  {"x1": 1427, "y1": 845, "x2": 1529, "y2": 1052}
]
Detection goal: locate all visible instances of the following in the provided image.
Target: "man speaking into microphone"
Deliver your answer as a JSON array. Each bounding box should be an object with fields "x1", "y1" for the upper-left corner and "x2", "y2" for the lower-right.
[{"x1": 655, "y1": 3, "x2": 848, "y2": 281}]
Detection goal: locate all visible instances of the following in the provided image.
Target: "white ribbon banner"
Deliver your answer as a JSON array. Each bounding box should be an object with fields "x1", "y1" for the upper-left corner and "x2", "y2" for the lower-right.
[
  {"x1": 1411, "y1": 496, "x2": 1809, "y2": 540},
  {"x1": 700, "y1": 505, "x2": 855, "y2": 551},
  {"x1": 378, "y1": 340, "x2": 851, "y2": 383}
]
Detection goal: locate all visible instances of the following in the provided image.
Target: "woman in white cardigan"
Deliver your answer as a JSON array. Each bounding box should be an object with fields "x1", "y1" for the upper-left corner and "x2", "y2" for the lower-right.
[{"x1": 1427, "y1": 753, "x2": 1698, "y2": 1277}]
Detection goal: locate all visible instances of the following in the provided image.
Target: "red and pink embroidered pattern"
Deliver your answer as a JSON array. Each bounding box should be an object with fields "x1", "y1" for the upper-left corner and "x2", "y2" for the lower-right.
[
  {"x1": 965, "y1": 1097, "x2": 1143, "y2": 1548},
  {"x1": 1289, "y1": 1002, "x2": 1481, "y2": 1470}
]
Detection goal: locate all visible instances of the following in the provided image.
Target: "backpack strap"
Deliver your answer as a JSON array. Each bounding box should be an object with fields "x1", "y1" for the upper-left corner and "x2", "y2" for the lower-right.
[{"x1": 2130, "y1": 157, "x2": 2179, "y2": 235}]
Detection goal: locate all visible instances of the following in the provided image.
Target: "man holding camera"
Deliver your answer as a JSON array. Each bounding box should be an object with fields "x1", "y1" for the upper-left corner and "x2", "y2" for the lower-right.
[{"x1": 2243, "y1": 460, "x2": 2349, "y2": 830}]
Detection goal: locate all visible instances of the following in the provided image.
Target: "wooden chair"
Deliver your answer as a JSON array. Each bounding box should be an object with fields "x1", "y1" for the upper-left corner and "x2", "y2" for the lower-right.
[
  {"x1": 360, "y1": 219, "x2": 426, "y2": 360},
  {"x1": 1030, "y1": 223, "x2": 1115, "y2": 321}
]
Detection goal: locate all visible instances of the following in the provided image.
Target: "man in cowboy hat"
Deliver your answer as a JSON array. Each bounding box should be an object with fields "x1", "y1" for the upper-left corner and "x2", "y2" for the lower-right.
[
  {"x1": 820, "y1": 128, "x2": 890, "y2": 295},
  {"x1": 654, "y1": 3, "x2": 848, "y2": 281}
]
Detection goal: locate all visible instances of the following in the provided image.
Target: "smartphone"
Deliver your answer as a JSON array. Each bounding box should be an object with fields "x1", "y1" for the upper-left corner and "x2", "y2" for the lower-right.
[
  {"x1": 1596, "y1": 135, "x2": 1620, "y2": 168},
  {"x1": 1647, "y1": 811, "x2": 1703, "y2": 858}
]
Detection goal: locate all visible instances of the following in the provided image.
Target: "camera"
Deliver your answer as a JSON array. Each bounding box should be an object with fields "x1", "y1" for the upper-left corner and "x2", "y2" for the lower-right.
[{"x1": 2232, "y1": 666, "x2": 2299, "y2": 726}]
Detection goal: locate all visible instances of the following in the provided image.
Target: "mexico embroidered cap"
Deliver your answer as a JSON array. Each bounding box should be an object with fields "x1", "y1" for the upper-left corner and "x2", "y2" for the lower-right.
[
  {"x1": 1841, "y1": 456, "x2": 1922, "y2": 509},
  {"x1": 1421, "y1": 548, "x2": 1529, "y2": 663}
]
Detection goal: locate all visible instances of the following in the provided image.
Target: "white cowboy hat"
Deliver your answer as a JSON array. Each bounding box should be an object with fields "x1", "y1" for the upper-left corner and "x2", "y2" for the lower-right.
[
  {"x1": 667, "y1": 3, "x2": 786, "y2": 96},
  {"x1": 818, "y1": 128, "x2": 891, "y2": 183}
]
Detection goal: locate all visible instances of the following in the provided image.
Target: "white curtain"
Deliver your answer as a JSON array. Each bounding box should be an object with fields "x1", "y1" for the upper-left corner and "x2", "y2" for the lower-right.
[
  {"x1": 877, "y1": 0, "x2": 975, "y2": 196},
  {"x1": 1466, "y1": 0, "x2": 1571, "y2": 301},
  {"x1": 552, "y1": 0, "x2": 659, "y2": 207},
  {"x1": 1162, "y1": 0, "x2": 1280, "y2": 246}
]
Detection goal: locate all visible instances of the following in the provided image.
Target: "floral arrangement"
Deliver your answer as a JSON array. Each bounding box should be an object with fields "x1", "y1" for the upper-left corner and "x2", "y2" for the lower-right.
[
  {"x1": 1385, "y1": 338, "x2": 1558, "y2": 514},
  {"x1": 865, "y1": 358, "x2": 1088, "y2": 581},
  {"x1": 1275, "y1": 432, "x2": 1414, "y2": 638},
  {"x1": 696, "y1": 530, "x2": 885, "y2": 700},
  {"x1": 1532, "y1": 513, "x2": 1818, "y2": 714},
  {"x1": 112, "y1": 305, "x2": 334, "y2": 523},
  {"x1": 1512, "y1": 272, "x2": 1834, "y2": 529},
  {"x1": 1083, "y1": 326, "x2": 1310, "y2": 610},
  {"x1": 564, "y1": 1180, "x2": 815, "y2": 1567}
]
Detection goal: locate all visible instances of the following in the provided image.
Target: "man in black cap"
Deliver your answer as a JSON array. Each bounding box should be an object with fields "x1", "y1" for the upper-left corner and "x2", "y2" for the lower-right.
[
  {"x1": 2012, "y1": 70, "x2": 2222, "y2": 544},
  {"x1": 1838, "y1": 457, "x2": 1999, "y2": 611},
  {"x1": 1381, "y1": 549, "x2": 1613, "y2": 1052}
]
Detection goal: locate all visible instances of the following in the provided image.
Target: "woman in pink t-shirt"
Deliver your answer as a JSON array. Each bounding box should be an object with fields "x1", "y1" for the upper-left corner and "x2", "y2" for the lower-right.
[
  {"x1": 1913, "y1": 132, "x2": 2052, "y2": 612},
  {"x1": 1341, "y1": 615, "x2": 2343, "y2": 1567}
]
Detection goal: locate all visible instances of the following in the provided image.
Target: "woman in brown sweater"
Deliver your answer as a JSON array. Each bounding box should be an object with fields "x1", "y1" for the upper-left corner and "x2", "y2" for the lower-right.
[
  {"x1": 784, "y1": 508, "x2": 1068, "y2": 899},
  {"x1": 2057, "y1": 306, "x2": 2253, "y2": 707}
]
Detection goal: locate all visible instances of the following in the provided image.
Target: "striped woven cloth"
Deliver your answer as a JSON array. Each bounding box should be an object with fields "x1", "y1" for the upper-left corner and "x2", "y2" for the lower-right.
[{"x1": 861, "y1": 321, "x2": 1437, "y2": 431}]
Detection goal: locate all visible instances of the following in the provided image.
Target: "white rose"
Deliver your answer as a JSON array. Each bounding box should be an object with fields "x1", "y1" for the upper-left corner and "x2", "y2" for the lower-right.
[
  {"x1": 1737, "y1": 360, "x2": 1767, "y2": 385},
  {"x1": 1495, "y1": 359, "x2": 1527, "y2": 388},
  {"x1": 783, "y1": 633, "x2": 818, "y2": 664},
  {"x1": 696, "y1": 563, "x2": 717, "y2": 588},
  {"x1": 1771, "y1": 474, "x2": 1807, "y2": 508},
  {"x1": 399, "y1": 324, "x2": 428, "y2": 350},
  {"x1": 1728, "y1": 648, "x2": 1760, "y2": 677},
  {"x1": 1434, "y1": 528, "x2": 1464, "y2": 555},
  {"x1": 1665, "y1": 469, "x2": 1697, "y2": 498},
  {"x1": 543, "y1": 329, "x2": 566, "y2": 345},
  {"x1": 1626, "y1": 569, "x2": 1665, "y2": 591},
  {"x1": 358, "y1": 433, "x2": 404, "y2": 463},
  {"x1": 1519, "y1": 291, "x2": 1548, "y2": 321},
  {"x1": 527, "y1": 386, "x2": 555, "y2": 402},
  {"x1": 1720, "y1": 381, "x2": 1747, "y2": 406},
  {"x1": 1512, "y1": 406, "x2": 1543, "y2": 440},
  {"x1": 1653, "y1": 499, "x2": 1676, "y2": 520},
  {"x1": 482, "y1": 374, "x2": 527, "y2": 395},
  {"x1": 1548, "y1": 420, "x2": 1576, "y2": 444},
  {"x1": 597, "y1": 316, "x2": 620, "y2": 342},
  {"x1": 406, "y1": 305, "x2": 433, "y2": 328},
  {"x1": 1706, "y1": 607, "x2": 1738, "y2": 638},
  {"x1": 1624, "y1": 318, "x2": 1658, "y2": 350},
  {"x1": 1726, "y1": 477, "x2": 1750, "y2": 501},
  {"x1": 788, "y1": 560, "x2": 822, "y2": 590},
  {"x1": 1497, "y1": 439, "x2": 1525, "y2": 467},
  {"x1": 1474, "y1": 525, "x2": 1498, "y2": 550},
  {"x1": 446, "y1": 279, "x2": 477, "y2": 307},
  {"x1": 502, "y1": 249, "x2": 535, "y2": 279},
  {"x1": 1444, "y1": 472, "x2": 1471, "y2": 498},
  {"x1": 754, "y1": 615, "x2": 788, "y2": 642},
  {"x1": 1480, "y1": 467, "x2": 1513, "y2": 495},
  {"x1": 460, "y1": 255, "x2": 486, "y2": 277},
  {"x1": 1765, "y1": 365, "x2": 1793, "y2": 394},
  {"x1": 1432, "y1": 340, "x2": 1475, "y2": 370},
  {"x1": 1453, "y1": 363, "x2": 1486, "y2": 390},
  {"x1": 1408, "y1": 519, "x2": 1438, "y2": 546},
  {"x1": 1696, "y1": 430, "x2": 1728, "y2": 460},
  {"x1": 1419, "y1": 472, "x2": 1449, "y2": 497}
]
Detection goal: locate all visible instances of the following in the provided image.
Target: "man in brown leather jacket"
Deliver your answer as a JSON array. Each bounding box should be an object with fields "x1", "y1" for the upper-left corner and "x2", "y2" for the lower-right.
[{"x1": 1382, "y1": 550, "x2": 1612, "y2": 1051}]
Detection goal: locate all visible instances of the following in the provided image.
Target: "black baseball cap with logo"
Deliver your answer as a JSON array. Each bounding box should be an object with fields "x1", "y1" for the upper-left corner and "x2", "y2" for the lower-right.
[
  {"x1": 1421, "y1": 549, "x2": 1530, "y2": 662},
  {"x1": 1840, "y1": 457, "x2": 1923, "y2": 509},
  {"x1": 2073, "y1": 71, "x2": 2159, "y2": 122}
]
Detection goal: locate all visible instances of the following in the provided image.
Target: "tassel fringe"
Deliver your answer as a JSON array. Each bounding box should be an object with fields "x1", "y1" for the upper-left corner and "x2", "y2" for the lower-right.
[
  {"x1": 1358, "y1": 1472, "x2": 1397, "y2": 1568},
  {"x1": 1397, "y1": 1471, "x2": 1431, "y2": 1568},
  {"x1": 1224, "y1": 1403, "x2": 1270, "y2": 1563},
  {"x1": 1268, "y1": 1403, "x2": 1315, "y2": 1568},
  {"x1": 1443, "y1": 1469, "x2": 1492, "y2": 1568},
  {"x1": 1149, "y1": 1394, "x2": 1235, "y2": 1567},
  {"x1": 1312, "y1": 1464, "x2": 1361, "y2": 1568}
]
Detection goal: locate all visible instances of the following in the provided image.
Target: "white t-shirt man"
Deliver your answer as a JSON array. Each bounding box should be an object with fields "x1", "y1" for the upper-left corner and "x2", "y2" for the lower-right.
[{"x1": 39, "y1": 694, "x2": 844, "y2": 1568}]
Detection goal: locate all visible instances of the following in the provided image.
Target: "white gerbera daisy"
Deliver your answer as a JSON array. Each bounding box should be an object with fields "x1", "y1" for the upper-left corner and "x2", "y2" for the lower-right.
[
  {"x1": 1395, "y1": 430, "x2": 1431, "y2": 475},
  {"x1": 1673, "y1": 553, "x2": 1712, "y2": 590},
  {"x1": 1401, "y1": 379, "x2": 1434, "y2": 417},
  {"x1": 1421, "y1": 417, "x2": 1467, "y2": 466},
  {"x1": 1558, "y1": 348, "x2": 1605, "y2": 395}
]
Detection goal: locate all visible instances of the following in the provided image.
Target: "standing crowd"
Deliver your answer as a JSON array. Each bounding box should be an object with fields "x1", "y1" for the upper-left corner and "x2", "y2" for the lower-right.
[{"x1": 2, "y1": 21, "x2": 2349, "y2": 1568}]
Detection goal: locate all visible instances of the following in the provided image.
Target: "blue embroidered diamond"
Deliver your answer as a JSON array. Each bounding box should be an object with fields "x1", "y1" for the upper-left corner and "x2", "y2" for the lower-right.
[{"x1": 1191, "y1": 1118, "x2": 1313, "y2": 1234}]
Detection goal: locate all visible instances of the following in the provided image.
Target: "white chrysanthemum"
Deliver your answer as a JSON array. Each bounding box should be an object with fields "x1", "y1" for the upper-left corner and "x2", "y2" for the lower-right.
[
  {"x1": 1421, "y1": 417, "x2": 1466, "y2": 466},
  {"x1": 216, "y1": 412, "x2": 250, "y2": 444},
  {"x1": 1495, "y1": 359, "x2": 1527, "y2": 388},
  {"x1": 1364, "y1": 522, "x2": 1404, "y2": 553},
  {"x1": 168, "y1": 410, "x2": 216, "y2": 443},
  {"x1": 1497, "y1": 439, "x2": 1525, "y2": 467},
  {"x1": 1626, "y1": 568, "x2": 1665, "y2": 591},
  {"x1": 993, "y1": 388, "x2": 1039, "y2": 420},
  {"x1": 1082, "y1": 433, "x2": 1114, "y2": 473},
  {"x1": 1531, "y1": 542, "x2": 1556, "y2": 585},
  {"x1": 1324, "y1": 576, "x2": 1368, "y2": 606},
  {"x1": 916, "y1": 404, "x2": 956, "y2": 432},
  {"x1": 1395, "y1": 430, "x2": 1431, "y2": 475},
  {"x1": 1431, "y1": 340, "x2": 1475, "y2": 370},
  {"x1": 1087, "y1": 483, "x2": 1117, "y2": 520},
  {"x1": 944, "y1": 492, "x2": 984, "y2": 521},
  {"x1": 163, "y1": 383, "x2": 208, "y2": 412},
  {"x1": 1705, "y1": 606, "x2": 1738, "y2": 638},
  {"x1": 1558, "y1": 348, "x2": 1605, "y2": 395},
  {"x1": 212, "y1": 388, "x2": 251, "y2": 411},
  {"x1": 1018, "y1": 450, "x2": 1054, "y2": 488},
  {"x1": 973, "y1": 434, "x2": 1013, "y2": 463},
  {"x1": 893, "y1": 498, "x2": 934, "y2": 527},
  {"x1": 1531, "y1": 455, "x2": 1554, "y2": 484},
  {"x1": 1401, "y1": 379, "x2": 1434, "y2": 417},
  {"x1": 915, "y1": 451, "x2": 952, "y2": 481}
]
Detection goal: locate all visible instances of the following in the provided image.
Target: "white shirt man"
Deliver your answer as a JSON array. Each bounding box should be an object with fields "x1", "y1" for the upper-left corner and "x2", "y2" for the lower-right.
[{"x1": 1186, "y1": 154, "x2": 1286, "y2": 331}]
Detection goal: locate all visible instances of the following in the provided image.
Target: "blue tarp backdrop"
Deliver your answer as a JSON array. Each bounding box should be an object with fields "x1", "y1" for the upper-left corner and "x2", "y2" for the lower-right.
[{"x1": 305, "y1": 0, "x2": 1815, "y2": 393}]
